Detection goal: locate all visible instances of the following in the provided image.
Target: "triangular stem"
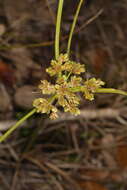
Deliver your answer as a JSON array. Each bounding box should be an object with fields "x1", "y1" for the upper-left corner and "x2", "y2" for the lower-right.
[
  {"x1": 67, "y1": 0, "x2": 84, "y2": 56},
  {"x1": 55, "y1": 0, "x2": 64, "y2": 59}
]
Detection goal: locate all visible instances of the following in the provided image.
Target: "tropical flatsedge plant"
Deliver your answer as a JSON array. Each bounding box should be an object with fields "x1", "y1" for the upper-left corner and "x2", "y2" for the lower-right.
[{"x1": 0, "y1": 0, "x2": 127, "y2": 142}]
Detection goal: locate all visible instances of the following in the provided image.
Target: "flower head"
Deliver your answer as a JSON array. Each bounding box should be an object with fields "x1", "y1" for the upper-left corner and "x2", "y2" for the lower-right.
[
  {"x1": 64, "y1": 104, "x2": 80, "y2": 115},
  {"x1": 56, "y1": 75, "x2": 67, "y2": 84},
  {"x1": 46, "y1": 60, "x2": 63, "y2": 76},
  {"x1": 63, "y1": 61, "x2": 85, "y2": 74},
  {"x1": 82, "y1": 78, "x2": 105, "y2": 100},
  {"x1": 55, "y1": 82, "x2": 80, "y2": 114},
  {"x1": 46, "y1": 54, "x2": 69, "y2": 77},
  {"x1": 58, "y1": 53, "x2": 69, "y2": 63},
  {"x1": 39, "y1": 80, "x2": 55, "y2": 95},
  {"x1": 33, "y1": 98, "x2": 52, "y2": 113},
  {"x1": 33, "y1": 98, "x2": 58, "y2": 120},
  {"x1": 33, "y1": 54, "x2": 106, "y2": 119},
  {"x1": 69, "y1": 76, "x2": 82, "y2": 87}
]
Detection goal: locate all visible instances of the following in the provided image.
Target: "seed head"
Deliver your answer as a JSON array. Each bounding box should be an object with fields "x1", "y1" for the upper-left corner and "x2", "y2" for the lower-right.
[{"x1": 33, "y1": 54, "x2": 106, "y2": 119}]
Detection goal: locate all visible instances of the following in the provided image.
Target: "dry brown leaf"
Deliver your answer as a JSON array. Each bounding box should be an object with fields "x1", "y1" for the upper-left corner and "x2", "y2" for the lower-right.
[
  {"x1": 80, "y1": 169, "x2": 124, "y2": 183},
  {"x1": 0, "y1": 61, "x2": 15, "y2": 86},
  {"x1": 77, "y1": 170, "x2": 109, "y2": 190},
  {"x1": 78, "y1": 181, "x2": 108, "y2": 190},
  {"x1": 87, "y1": 48, "x2": 108, "y2": 74},
  {"x1": 116, "y1": 145, "x2": 127, "y2": 169},
  {"x1": 80, "y1": 170, "x2": 109, "y2": 181}
]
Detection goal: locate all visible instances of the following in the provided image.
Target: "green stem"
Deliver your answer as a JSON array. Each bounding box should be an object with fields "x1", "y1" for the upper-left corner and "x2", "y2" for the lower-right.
[
  {"x1": 55, "y1": 0, "x2": 64, "y2": 60},
  {"x1": 67, "y1": 0, "x2": 84, "y2": 56},
  {"x1": 0, "y1": 109, "x2": 36, "y2": 143},
  {"x1": 70, "y1": 86, "x2": 127, "y2": 97},
  {"x1": 96, "y1": 88, "x2": 127, "y2": 96}
]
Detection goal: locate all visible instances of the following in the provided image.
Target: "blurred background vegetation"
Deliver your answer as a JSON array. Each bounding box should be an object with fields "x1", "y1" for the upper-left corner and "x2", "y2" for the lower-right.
[{"x1": 0, "y1": 0, "x2": 127, "y2": 190}]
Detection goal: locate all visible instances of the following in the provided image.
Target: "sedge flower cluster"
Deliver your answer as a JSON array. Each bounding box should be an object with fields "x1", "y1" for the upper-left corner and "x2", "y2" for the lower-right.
[{"x1": 33, "y1": 54, "x2": 105, "y2": 119}]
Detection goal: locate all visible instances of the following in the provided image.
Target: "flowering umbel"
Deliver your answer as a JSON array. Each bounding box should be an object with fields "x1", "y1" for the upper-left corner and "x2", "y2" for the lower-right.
[{"x1": 33, "y1": 54, "x2": 105, "y2": 119}]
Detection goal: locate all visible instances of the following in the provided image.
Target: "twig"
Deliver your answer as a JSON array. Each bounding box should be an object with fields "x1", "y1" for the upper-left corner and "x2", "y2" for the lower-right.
[
  {"x1": 45, "y1": 161, "x2": 81, "y2": 190},
  {"x1": 46, "y1": 108, "x2": 120, "y2": 124}
]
